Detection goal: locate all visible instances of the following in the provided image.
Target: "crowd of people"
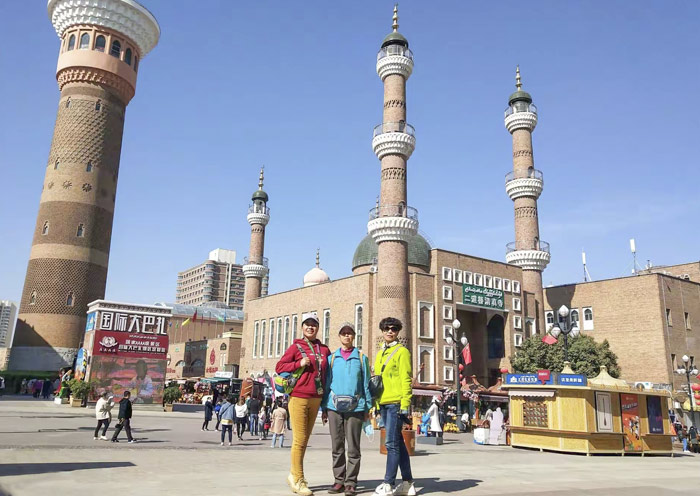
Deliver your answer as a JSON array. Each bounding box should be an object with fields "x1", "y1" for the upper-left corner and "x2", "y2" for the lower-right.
[
  {"x1": 674, "y1": 419, "x2": 699, "y2": 453},
  {"x1": 18, "y1": 377, "x2": 60, "y2": 399}
]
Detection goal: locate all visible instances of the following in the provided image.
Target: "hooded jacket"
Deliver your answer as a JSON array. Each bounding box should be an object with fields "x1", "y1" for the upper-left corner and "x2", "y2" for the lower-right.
[
  {"x1": 373, "y1": 342, "x2": 412, "y2": 410},
  {"x1": 276, "y1": 338, "x2": 330, "y2": 399},
  {"x1": 117, "y1": 397, "x2": 133, "y2": 419}
]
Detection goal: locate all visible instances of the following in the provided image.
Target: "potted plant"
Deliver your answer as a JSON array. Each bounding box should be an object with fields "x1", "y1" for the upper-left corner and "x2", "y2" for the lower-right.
[
  {"x1": 163, "y1": 386, "x2": 182, "y2": 412},
  {"x1": 67, "y1": 379, "x2": 93, "y2": 407}
]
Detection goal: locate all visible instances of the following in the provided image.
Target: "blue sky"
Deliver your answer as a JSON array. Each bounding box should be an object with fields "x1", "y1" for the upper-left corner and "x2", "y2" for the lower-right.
[{"x1": 1, "y1": 1, "x2": 698, "y2": 305}]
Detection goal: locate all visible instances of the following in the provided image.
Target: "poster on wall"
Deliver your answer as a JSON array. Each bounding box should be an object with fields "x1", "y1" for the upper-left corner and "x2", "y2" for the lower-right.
[
  {"x1": 74, "y1": 348, "x2": 88, "y2": 381},
  {"x1": 595, "y1": 391, "x2": 614, "y2": 433},
  {"x1": 620, "y1": 393, "x2": 642, "y2": 452},
  {"x1": 89, "y1": 355, "x2": 165, "y2": 404},
  {"x1": 646, "y1": 395, "x2": 664, "y2": 434}
]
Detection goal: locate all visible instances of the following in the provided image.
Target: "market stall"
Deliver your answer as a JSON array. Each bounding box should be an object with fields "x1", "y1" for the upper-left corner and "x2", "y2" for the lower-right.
[{"x1": 504, "y1": 366, "x2": 673, "y2": 456}]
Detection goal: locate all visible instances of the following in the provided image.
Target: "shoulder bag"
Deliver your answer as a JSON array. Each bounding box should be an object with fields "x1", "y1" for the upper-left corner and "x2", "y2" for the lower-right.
[{"x1": 368, "y1": 345, "x2": 402, "y2": 400}]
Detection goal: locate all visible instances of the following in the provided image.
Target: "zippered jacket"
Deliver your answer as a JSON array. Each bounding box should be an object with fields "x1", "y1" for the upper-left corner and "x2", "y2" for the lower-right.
[
  {"x1": 372, "y1": 342, "x2": 412, "y2": 410},
  {"x1": 321, "y1": 348, "x2": 372, "y2": 412}
]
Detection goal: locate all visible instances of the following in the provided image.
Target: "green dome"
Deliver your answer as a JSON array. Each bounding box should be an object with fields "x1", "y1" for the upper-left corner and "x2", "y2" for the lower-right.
[
  {"x1": 508, "y1": 90, "x2": 533, "y2": 106},
  {"x1": 352, "y1": 233, "x2": 431, "y2": 270},
  {"x1": 252, "y1": 189, "x2": 268, "y2": 202},
  {"x1": 381, "y1": 31, "x2": 408, "y2": 48}
]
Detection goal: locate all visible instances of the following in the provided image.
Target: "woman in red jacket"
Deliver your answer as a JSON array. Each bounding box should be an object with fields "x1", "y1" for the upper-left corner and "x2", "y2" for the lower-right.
[{"x1": 276, "y1": 312, "x2": 330, "y2": 496}]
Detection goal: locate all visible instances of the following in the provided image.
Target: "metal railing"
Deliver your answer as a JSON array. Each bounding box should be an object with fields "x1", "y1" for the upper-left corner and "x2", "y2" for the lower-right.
[
  {"x1": 505, "y1": 168, "x2": 543, "y2": 184},
  {"x1": 373, "y1": 121, "x2": 415, "y2": 138},
  {"x1": 506, "y1": 240, "x2": 550, "y2": 254},
  {"x1": 377, "y1": 44, "x2": 414, "y2": 61},
  {"x1": 504, "y1": 102, "x2": 538, "y2": 117},
  {"x1": 248, "y1": 204, "x2": 270, "y2": 215},
  {"x1": 369, "y1": 204, "x2": 418, "y2": 221},
  {"x1": 244, "y1": 256, "x2": 269, "y2": 267}
]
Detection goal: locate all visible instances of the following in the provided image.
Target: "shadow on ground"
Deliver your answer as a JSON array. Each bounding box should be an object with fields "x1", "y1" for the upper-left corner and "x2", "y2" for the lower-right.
[
  {"x1": 0, "y1": 461, "x2": 135, "y2": 476},
  {"x1": 312, "y1": 478, "x2": 482, "y2": 495}
]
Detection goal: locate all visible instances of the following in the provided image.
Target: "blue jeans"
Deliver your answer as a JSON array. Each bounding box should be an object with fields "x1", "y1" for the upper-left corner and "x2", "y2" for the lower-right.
[
  {"x1": 249, "y1": 414, "x2": 259, "y2": 435},
  {"x1": 683, "y1": 438, "x2": 688, "y2": 451},
  {"x1": 380, "y1": 404, "x2": 412, "y2": 485}
]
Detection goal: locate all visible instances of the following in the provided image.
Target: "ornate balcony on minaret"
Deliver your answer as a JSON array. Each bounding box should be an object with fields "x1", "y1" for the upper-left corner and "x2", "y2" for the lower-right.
[
  {"x1": 506, "y1": 240, "x2": 551, "y2": 271},
  {"x1": 376, "y1": 43, "x2": 414, "y2": 81},
  {"x1": 242, "y1": 255, "x2": 269, "y2": 279},
  {"x1": 372, "y1": 122, "x2": 416, "y2": 160},
  {"x1": 504, "y1": 67, "x2": 538, "y2": 134},
  {"x1": 505, "y1": 169, "x2": 544, "y2": 200},
  {"x1": 247, "y1": 203, "x2": 270, "y2": 226},
  {"x1": 367, "y1": 204, "x2": 419, "y2": 243}
]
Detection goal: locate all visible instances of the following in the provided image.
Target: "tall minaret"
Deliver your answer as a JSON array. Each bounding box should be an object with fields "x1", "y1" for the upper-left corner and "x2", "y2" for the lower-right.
[
  {"x1": 11, "y1": 0, "x2": 160, "y2": 370},
  {"x1": 368, "y1": 5, "x2": 417, "y2": 348},
  {"x1": 242, "y1": 168, "x2": 270, "y2": 308},
  {"x1": 504, "y1": 67, "x2": 549, "y2": 332}
]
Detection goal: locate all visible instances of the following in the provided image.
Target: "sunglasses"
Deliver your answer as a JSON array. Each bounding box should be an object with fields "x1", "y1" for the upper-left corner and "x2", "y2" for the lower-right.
[{"x1": 382, "y1": 326, "x2": 400, "y2": 332}]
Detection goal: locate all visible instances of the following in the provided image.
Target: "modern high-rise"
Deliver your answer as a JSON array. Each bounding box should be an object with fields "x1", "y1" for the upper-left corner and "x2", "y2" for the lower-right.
[
  {"x1": 177, "y1": 249, "x2": 268, "y2": 311},
  {"x1": 11, "y1": 0, "x2": 160, "y2": 371},
  {"x1": 0, "y1": 301, "x2": 18, "y2": 348}
]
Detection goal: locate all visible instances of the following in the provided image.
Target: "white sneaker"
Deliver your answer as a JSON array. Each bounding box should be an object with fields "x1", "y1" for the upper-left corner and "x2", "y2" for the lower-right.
[
  {"x1": 373, "y1": 483, "x2": 394, "y2": 496},
  {"x1": 100, "y1": 436, "x2": 108, "y2": 441},
  {"x1": 394, "y1": 481, "x2": 416, "y2": 496},
  {"x1": 220, "y1": 442, "x2": 224, "y2": 446},
  {"x1": 93, "y1": 437, "x2": 98, "y2": 440},
  {"x1": 228, "y1": 442, "x2": 232, "y2": 446}
]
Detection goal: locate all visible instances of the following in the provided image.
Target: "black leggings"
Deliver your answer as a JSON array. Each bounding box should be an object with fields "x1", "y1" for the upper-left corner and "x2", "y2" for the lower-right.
[
  {"x1": 236, "y1": 418, "x2": 246, "y2": 437},
  {"x1": 202, "y1": 420, "x2": 210, "y2": 430},
  {"x1": 94, "y1": 419, "x2": 110, "y2": 437}
]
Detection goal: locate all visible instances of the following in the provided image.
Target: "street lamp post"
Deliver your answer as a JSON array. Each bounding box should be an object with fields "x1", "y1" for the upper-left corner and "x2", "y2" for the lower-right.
[
  {"x1": 675, "y1": 355, "x2": 699, "y2": 428},
  {"x1": 549, "y1": 305, "x2": 580, "y2": 363},
  {"x1": 445, "y1": 319, "x2": 468, "y2": 426}
]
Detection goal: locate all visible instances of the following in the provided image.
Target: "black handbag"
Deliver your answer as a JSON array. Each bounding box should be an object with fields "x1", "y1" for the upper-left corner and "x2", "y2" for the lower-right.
[{"x1": 369, "y1": 345, "x2": 402, "y2": 400}]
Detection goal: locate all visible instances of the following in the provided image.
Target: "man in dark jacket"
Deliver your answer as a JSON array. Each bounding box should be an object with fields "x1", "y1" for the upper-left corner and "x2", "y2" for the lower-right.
[
  {"x1": 111, "y1": 390, "x2": 135, "y2": 443},
  {"x1": 248, "y1": 396, "x2": 261, "y2": 437}
]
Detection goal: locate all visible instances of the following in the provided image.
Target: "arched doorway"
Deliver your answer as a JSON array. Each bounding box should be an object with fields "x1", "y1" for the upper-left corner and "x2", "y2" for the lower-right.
[{"x1": 487, "y1": 315, "x2": 505, "y2": 359}]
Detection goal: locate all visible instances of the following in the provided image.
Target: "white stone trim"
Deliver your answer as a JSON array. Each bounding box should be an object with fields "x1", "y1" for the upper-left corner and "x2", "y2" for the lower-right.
[
  {"x1": 505, "y1": 177, "x2": 543, "y2": 200},
  {"x1": 505, "y1": 249, "x2": 551, "y2": 271},
  {"x1": 247, "y1": 212, "x2": 270, "y2": 226},
  {"x1": 376, "y1": 55, "x2": 414, "y2": 80},
  {"x1": 48, "y1": 0, "x2": 161, "y2": 56},
  {"x1": 372, "y1": 132, "x2": 416, "y2": 160},
  {"x1": 367, "y1": 216, "x2": 418, "y2": 243},
  {"x1": 504, "y1": 111, "x2": 537, "y2": 133},
  {"x1": 242, "y1": 264, "x2": 269, "y2": 279}
]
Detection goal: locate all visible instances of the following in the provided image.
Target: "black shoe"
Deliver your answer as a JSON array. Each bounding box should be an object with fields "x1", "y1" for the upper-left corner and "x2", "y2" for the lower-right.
[
  {"x1": 111, "y1": 439, "x2": 118, "y2": 443},
  {"x1": 344, "y1": 486, "x2": 356, "y2": 496},
  {"x1": 329, "y1": 483, "x2": 344, "y2": 494}
]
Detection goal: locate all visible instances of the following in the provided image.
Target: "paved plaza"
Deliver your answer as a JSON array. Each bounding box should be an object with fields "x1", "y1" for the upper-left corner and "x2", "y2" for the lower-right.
[{"x1": 0, "y1": 397, "x2": 698, "y2": 496}]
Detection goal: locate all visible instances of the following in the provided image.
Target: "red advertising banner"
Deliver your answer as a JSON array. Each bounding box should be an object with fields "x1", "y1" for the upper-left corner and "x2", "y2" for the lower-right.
[
  {"x1": 93, "y1": 330, "x2": 168, "y2": 359},
  {"x1": 620, "y1": 393, "x2": 642, "y2": 452},
  {"x1": 90, "y1": 355, "x2": 165, "y2": 404}
]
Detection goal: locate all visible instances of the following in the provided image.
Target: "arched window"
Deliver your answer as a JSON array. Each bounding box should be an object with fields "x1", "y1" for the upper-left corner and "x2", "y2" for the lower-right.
[
  {"x1": 94, "y1": 35, "x2": 106, "y2": 52},
  {"x1": 546, "y1": 311, "x2": 554, "y2": 325},
  {"x1": 323, "y1": 310, "x2": 331, "y2": 345},
  {"x1": 570, "y1": 309, "x2": 580, "y2": 325},
  {"x1": 191, "y1": 359, "x2": 204, "y2": 367},
  {"x1": 95, "y1": 100, "x2": 101, "y2": 111},
  {"x1": 124, "y1": 48, "x2": 132, "y2": 65},
  {"x1": 267, "y1": 319, "x2": 274, "y2": 357},
  {"x1": 134, "y1": 55, "x2": 139, "y2": 72},
  {"x1": 259, "y1": 321, "x2": 266, "y2": 357},
  {"x1": 275, "y1": 318, "x2": 282, "y2": 356},
  {"x1": 79, "y1": 33, "x2": 90, "y2": 49},
  {"x1": 355, "y1": 305, "x2": 364, "y2": 350},
  {"x1": 175, "y1": 360, "x2": 186, "y2": 367},
  {"x1": 29, "y1": 291, "x2": 37, "y2": 305},
  {"x1": 283, "y1": 317, "x2": 290, "y2": 350},
  {"x1": 487, "y1": 315, "x2": 505, "y2": 359},
  {"x1": 54, "y1": 159, "x2": 60, "y2": 170},
  {"x1": 584, "y1": 308, "x2": 593, "y2": 321},
  {"x1": 66, "y1": 292, "x2": 74, "y2": 307},
  {"x1": 42, "y1": 221, "x2": 49, "y2": 235},
  {"x1": 219, "y1": 343, "x2": 227, "y2": 351},
  {"x1": 292, "y1": 315, "x2": 298, "y2": 341},
  {"x1": 67, "y1": 34, "x2": 75, "y2": 51},
  {"x1": 86, "y1": 162, "x2": 93, "y2": 172},
  {"x1": 76, "y1": 224, "x2": 84, "y2": 237},
  {"x1": 110, "y1": 40, "x2": 121, "y2": 58}
]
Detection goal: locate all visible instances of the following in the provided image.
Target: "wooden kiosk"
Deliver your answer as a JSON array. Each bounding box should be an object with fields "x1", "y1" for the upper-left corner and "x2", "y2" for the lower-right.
[{"x1": 504, "y1": 366, "x2": 673, "y2": 456}]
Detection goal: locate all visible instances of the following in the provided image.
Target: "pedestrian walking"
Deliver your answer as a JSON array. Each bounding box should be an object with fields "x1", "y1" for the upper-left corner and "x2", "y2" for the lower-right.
[
  {"x1": 219, "y1": 396, "x2": 235, "y2": 446},
  {"x1": 33, "y1": 379, "x2": 43, "y2": 398},
  {"x1": 20, "y1": 378, "x2": 28, "y2": 395},
  {"x1": 248, "y1": 395, "x2": 261, "y2": 438},
  {"x1": 41, "y1": 378, "x2": 53, "y2": 399},
  {"x1": 111, "y1": 390, "x2": 135, "y2": 443},
  {"x1": 321, "y1": 322, "x2": 372, "y2": 496},
  {"x1": 214, "y1": 399, "x2": 223, "y2": 431},
  {"x1": 680, "y1": 426, "x2": 689, "y2": 452},
  {"x1": 202, "y1": 397, "x2": 214, "y2": 431},
  {"x1": 689, "y1": 425, "x2": 699, "y2": 453},
  {"x1": 372, "y1": 317, "x2": 416, "y2": 496},
  {"x1": 270, "y1": 398, "x2": 288, "y2": 448},
  {"x1": 261, "y1": 406, "x2": 271, "y2": 440},
  {"x1": 276, "y1": 311, "x2": 331, "y2": 496},
  {"x1": 235, "y1": 395, "x2": 248, "y2": 440},
  {"x1": 94, "y1": 392, "x2": 114, "y2": 440}
]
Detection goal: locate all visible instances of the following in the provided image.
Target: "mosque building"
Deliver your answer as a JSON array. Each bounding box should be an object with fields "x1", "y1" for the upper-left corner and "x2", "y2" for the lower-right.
[{"x1": 239, "y1": 7, "x2": 547, "y2": 389}]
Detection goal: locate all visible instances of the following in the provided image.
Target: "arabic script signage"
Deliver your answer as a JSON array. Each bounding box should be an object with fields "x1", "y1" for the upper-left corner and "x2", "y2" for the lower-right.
[{"x1": 462, "y1": 284, "x2": 504, "y2": 310}]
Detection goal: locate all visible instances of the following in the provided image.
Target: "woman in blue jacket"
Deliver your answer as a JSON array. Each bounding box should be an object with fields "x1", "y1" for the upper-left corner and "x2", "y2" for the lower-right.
[{"x1": 321, "y1": 323, "x2": 372, "y2": 496}]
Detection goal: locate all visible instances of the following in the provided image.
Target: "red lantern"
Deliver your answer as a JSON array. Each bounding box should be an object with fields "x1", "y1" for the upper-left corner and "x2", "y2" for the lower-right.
[
  {"x1": 458, "y1": 364, "x2": 464, "y2": 372},
  {"x1": 500, "y1": 367, "x2": 509, "y2": 374},
  {"x1": 694, "y1": 394, "x2": 700, "y2": 401},
  {"x1": 691, "y1": 384, "x2": 700, "y2": 392}
]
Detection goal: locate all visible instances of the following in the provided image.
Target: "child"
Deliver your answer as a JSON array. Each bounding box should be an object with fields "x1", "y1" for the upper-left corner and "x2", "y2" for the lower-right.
[
  {"x1": 270, "y1": 400, "x2": 287, "y2": 448},
  {"x1": 214, "y1": 399, "x2": 223, "y2": 431},
  {"x1": 261, "y1": 406, "x2": 271, "y2": 440}
]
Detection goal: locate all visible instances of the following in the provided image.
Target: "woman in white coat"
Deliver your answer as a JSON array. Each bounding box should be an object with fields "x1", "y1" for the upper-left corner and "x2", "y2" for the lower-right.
[
  {"x1": 427, "y1": 396, "x2": 442, "y2": 437},
  {"x1": 94, "y1": 392, "x2": 114, "y2": 440}
]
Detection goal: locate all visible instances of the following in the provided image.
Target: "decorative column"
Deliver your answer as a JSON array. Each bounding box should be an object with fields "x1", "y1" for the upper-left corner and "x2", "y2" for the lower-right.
[
  {"x1": 242, "y1": 168, "x2": 270, "y2": 308},
  {"x1": 11, "y1": 0, "x2": 159, "y2": 370},
  {"x1": 368, "y1": 6, "x2": 417, "y2": 348},
  {"x1": 504, "y1": 67, "x2": 549, "y2": 332}
]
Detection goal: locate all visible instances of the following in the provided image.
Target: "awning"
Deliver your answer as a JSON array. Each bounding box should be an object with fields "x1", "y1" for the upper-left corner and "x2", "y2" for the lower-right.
[
  {"x1": 508, "y1": 389, "x2": 555, "y2": 398},
  {"x1": 477, "y1": 393, "x2": 510, "y2": 402},
  {"x1": 201, "y1": 377, "x2": 231, "y2": 384},
  {"x1": 413, "y1": 388, "x2": 442, "y2": 398}
]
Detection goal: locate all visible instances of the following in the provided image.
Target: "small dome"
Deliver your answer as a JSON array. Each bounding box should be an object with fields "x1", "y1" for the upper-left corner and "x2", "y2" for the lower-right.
[
  {"x1": 352, "y1": 233, "x2": 431, "y2": 271},
  {"x1": 508, "y1": 90, "x2": 533, "y2": 106},
  {"x1": 381, "y1": 31, "x2": 408, "y2": 48},
  {"x1": 303, "y1": 267, "x2": 330, "y2": 287},
  {"x1": 252, "y1": 189, "x2": 268, "y2": 202}
]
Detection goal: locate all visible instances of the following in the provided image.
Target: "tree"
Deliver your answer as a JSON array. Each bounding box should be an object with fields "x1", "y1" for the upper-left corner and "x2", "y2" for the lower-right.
[{"x1": 510, "y1": 335, "x2": 621, "y2": 378}]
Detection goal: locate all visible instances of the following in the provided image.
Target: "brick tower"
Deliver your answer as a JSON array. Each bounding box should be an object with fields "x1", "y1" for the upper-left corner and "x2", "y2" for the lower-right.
[
  {"x1": 10, "y1": 0, "x2": 160, "y2": 370},
  {"x1": 242, "y1": 168, "x2": 270, "y2": 307},
  {"x1": 367, "y1": 6, "x2": 417, "y2": 348},
  {"x1": 504, "y1": 67, "x2": 549, "y2": 332}
]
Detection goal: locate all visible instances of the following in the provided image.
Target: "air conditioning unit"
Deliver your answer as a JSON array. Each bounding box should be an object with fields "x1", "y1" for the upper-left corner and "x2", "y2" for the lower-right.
[
  {"x1": 633, "y1": 381, "x2": 653, "y2": 390},
  {"x1": 369, "y1": 266, "x2": 378, "y2": 273}
]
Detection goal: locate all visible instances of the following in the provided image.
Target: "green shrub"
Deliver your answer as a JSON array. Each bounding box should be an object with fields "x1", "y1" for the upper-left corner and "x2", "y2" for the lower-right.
[
  {"x1": 67, "y1": 379, "x2": 94, "y2": 400},
  {"x1": 163, "y1": 386, "x2": 182, "y2": 404}
]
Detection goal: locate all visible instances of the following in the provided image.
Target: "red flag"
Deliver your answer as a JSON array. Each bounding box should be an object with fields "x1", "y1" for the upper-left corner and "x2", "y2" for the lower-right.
[
  {"x1": 542, "y1": 334, "x2": 558, "y2": 345},
  {"x1": 461, "y1": 343, "x2": 472, "y2": 365},
  {"x1": 192, "y1": 310, "x2": 198, "y2": 322}
]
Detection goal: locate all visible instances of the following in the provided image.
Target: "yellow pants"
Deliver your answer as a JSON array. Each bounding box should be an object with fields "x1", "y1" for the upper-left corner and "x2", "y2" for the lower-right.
[{"x1": 289, "y1": 396, "x2": 322, "y2": 481}]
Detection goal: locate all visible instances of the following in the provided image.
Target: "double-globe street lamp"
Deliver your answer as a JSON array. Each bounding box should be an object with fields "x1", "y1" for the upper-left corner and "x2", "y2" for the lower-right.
[
  {"x1": 550, "y1": 305, "x2": 580, "y2": 362},
  {"x1": 674, "y1": 355, "x2": 699, "y2": 428},
  {"x1": 445, "y1": 319, "x2": 468, "y2": 427}
]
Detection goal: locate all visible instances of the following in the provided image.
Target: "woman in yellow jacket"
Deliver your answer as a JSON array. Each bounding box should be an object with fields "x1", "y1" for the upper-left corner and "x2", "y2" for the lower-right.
[{"x1": 372, "y1": 317, "x2": 416, "y2": 496}]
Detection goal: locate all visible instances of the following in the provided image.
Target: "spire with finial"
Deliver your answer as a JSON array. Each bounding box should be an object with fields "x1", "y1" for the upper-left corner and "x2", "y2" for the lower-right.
[
  {"x1": 316, "y1": 248, "x2": 320, "y2": 268},
  {"x1": 515, "y1": 65, "x2": 522, "y2": 90},
  {"x1": 392, "y1": 4, "x2": 399, "y2": 32},
  {"x1": 258, "y1": 166, "x2": 264, "y2": 190}
]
